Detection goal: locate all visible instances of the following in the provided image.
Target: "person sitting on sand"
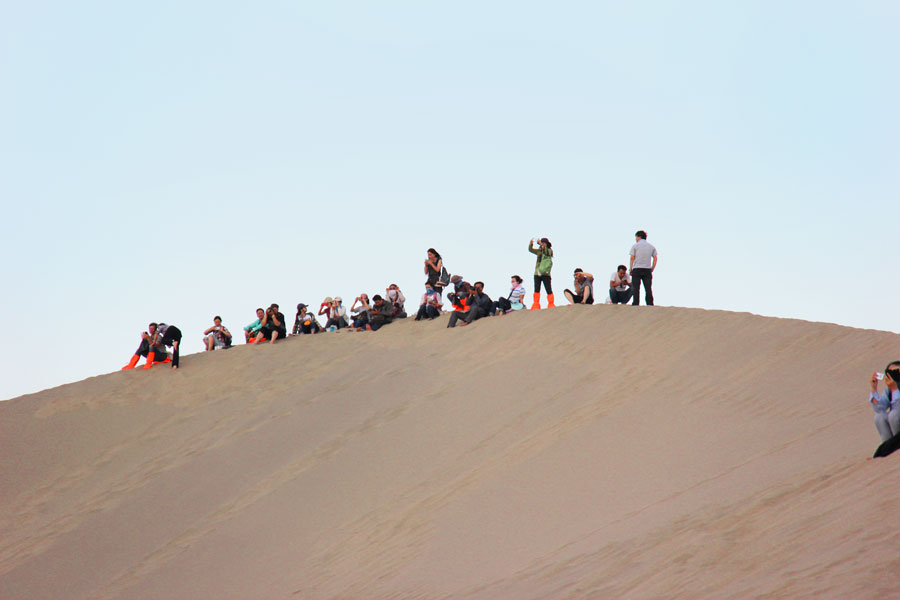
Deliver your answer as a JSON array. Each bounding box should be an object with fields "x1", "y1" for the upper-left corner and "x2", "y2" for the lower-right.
[
  {"x1": 564, "y1": 268, "x2": 594, "y2": 305},
  {"x1": 155, "y1": 324, "x2": 182, "y2": 369},
  {"x1": 495, "y1": 275, "x2": 527, "y2": 313},
  {"x1": 121, "y1": 322, "x2": 169, "y2": 370},
  {"x1": 257, "y1": 304, "x2": 286, "y2": 344},
  {"x1": 350, "y1": 294, "x2": 371, "y2": 329},
  {"x1": 203, "y1": 316, "x2": 232, "y2": 351},
  {"x1": 386, "y1": 284, "x2": 407, "y2": 318},
  {"x1": 870, "y1": 362, "x2": 900, "y2": 441},
  {"x1": 609, "y1": 265, "x2": 633, "y2": 304},
  {"x1": 447, "y1": 282, "x2": 474, "y2": 328},
  {"x1": 318, "y1": 297, "x2": 333, "y2": 323},
  {"x1": 415, "y1": 284, "x2": 443, "y2": 320},
  {"x1": 365, "y1": 295, "x2": 394, "y2": 331},
  {"x1": 446, "y1": 274, "x2": 465, "y2": 307},
  {"x1": 528, "y1": 237, "x2": 554, "y2": 309},
  {"x1": 293, "y1": 304, "x2": 322, "y2": 335},
  {"x1": 244, "y1": 308, "x2": 266, "y2": 343},
  {"x1": 468, "y1": 281, "x2": 494, "y2": 318},
  {"x1": 324, "y1": 297, "x2": 349, "y2": 330}
]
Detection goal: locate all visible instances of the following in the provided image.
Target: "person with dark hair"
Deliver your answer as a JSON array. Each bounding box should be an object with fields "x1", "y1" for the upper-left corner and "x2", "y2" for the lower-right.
[
  {"x1": 203, "y1": 316, "x2": 232, "y2": 351},
  {"x1": 609, "y1": 265, "x2": 633, "y2": 304},
  {"x1": 366, "y1": 295, "x2": 394, "y2": 331},
  {"x1": 325, "y1": 297, "x2": 349, "y2": 330},
  {"x1": 156, "y1": 323, "x2": 183, "y2": 369},
  {"x1": 496, "y1": 275, "x2": 527, "y2": 313},
  {"x1": 244, "y1": 308, "x2": 266, "y2": 343},
  {"x1": 447, "y1": 282, "x2": 474, "y2": 328},
  {"x1": 629, "y1": 230, "x2": 658, "y2": 305},
  {"x1": 424, "y1": 248, "x2": 445, "y2": 299},
  {"x1": 386, "y1": 284, "x2": 407, "y2": 318},
  {"x1": 350, "y1": 293, "x2": 371, "y2": 329},
  {"x1": 871, "y1": 362, "x2": 900, "y2": 441},
  {"x1": 528, "y1": 237, "x2": 554, "y2": 309},
  {"x1": 255, "y1": 304, "x2": 286, "y2": 344},
  {"x1": 415, "y1": 283, "x2": 443, "y2": 320},
  {"x1": 293, "y1": 304, "x2": 322, "y2": 335},
  {"x1": 564, "y1": 268, "x2": 594, "y2": 305},
  {"x1": 121, "y1": 322, "x2": 170, "y2": 370},
  {"x1": 453, "y1": 281, "x2": 493, "y2": 326}
]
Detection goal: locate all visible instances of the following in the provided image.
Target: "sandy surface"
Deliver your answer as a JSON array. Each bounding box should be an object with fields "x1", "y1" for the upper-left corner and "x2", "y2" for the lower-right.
[{"x1": 1, "y1": 306, "x2": 899, "y2": 599}]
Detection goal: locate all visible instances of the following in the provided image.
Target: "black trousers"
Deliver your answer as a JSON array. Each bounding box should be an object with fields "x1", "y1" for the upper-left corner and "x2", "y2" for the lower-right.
[
  {"x1": 631, "y1": 268, "x2": 653, "y2": 305},
  {"x1": 415, "y1": 305, "x2": 440, "y2": 320},
  {"x1": 448, "y1": 306, "x2": 482, "y2": 328},
  {"x1": 564, "y1": 289, "x2": 594, "y2": 304},
  {"x1": 534, "y1": 274, "x2": 553, "y2": 294}
]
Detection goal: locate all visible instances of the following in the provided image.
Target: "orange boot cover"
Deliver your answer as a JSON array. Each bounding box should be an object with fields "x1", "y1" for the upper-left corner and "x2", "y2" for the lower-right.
[
  {"x1": 121, "y1": 355, "x2": 140, "y2": 370},
  {"x1": 547, "y1": 293, "x2": 555, "y2": 308},
  {"x1": 530, "y1": 292, "x2": 541, "y2": 310},
  {"x1": 142, "y1": 352, "x2": 156, "y2": 370}
]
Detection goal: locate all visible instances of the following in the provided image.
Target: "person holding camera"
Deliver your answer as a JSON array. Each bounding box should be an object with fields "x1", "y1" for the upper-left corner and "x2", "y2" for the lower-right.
[
  {"x1": 255, "y1": 304, "x2": 286, "y2": 344},
  {"x1": 324, "y1": 297, "x2": 349, "y2": 330},
  {"x1": 350, "y1": 294, "x2": 371, "y2": 329},
  {"x1": 609, "y1": 265, "x2": 633, "y2": 304},
  {"x1": 424, "y1": 248, "x2": 445, "y2": 299},
  {"x1": 386, "y1": 284, "x2": 407, "y2": 318},
  {"x1": 203, "y1": 316, "x2": 232, "y2": 351},
  {"x1": 871, "y1": 362, "x2": 900, "y2": 441},
  {"x1": 528, "y1": 237, "x2": 554, "y2": 309},
  {"x1": 447, "y1": 282, "x2": 474, "y2": 328}
]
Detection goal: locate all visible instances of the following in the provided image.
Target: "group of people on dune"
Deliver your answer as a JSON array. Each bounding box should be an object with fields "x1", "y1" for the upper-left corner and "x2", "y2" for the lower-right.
[{"x1": 122, "y1": 230, "x2": 659, "y2": 370}]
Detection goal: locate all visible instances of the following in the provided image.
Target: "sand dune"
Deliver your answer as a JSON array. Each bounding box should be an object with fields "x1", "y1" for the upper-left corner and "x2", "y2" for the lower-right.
[{"x1": 1, "y1": 306, "x2": 899, "y2": 599}]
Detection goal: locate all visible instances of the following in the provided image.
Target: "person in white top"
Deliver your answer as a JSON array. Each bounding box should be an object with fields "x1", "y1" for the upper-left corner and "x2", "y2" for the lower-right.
[
  {"x1": 609, "y1": 265, "x2": 633, "y2": 304},
  {"x1": 628, "y1": 230, "x2": 658, "y2": 305}
]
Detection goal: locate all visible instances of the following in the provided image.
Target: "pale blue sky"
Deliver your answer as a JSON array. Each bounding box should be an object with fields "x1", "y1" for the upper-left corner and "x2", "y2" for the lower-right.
[{"x1": 1, "y1": 1, "x2": 898, "y2": 400}]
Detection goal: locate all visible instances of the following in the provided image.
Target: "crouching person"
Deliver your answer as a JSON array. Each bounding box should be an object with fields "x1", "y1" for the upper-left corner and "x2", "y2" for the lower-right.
[
  {"x1": 609, "y1": 265, "x2": 633, "y2": 304},
  {"x1": 156, "y1": 323, "x2": 182, "y2": 369},
  {"x1": 871, "y1": 362, "x2": 900, "y2": 442},
  {"x1": 122, "y1": 322, "x2": 169, "y2": 370}
]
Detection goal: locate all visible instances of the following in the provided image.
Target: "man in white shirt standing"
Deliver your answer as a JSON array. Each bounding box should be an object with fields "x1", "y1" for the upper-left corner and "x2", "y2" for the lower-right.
[{"x1": 628, "y1": 230, "x2": 658, "y2": 306}]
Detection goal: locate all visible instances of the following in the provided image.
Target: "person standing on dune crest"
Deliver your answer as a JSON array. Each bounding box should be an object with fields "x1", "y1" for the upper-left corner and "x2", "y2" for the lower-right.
[
  {"x1": 528, "y1": 237, "x2": 554, "y2": 310},
  {"x1": 629, "y1": 230, "x2": 658, "y2": 306}
]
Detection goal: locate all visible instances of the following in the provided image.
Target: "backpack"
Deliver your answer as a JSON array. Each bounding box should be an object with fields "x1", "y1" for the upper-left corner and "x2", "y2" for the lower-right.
[{"x1": 438, "y1": 266, "x2": 451, "y2": 287}]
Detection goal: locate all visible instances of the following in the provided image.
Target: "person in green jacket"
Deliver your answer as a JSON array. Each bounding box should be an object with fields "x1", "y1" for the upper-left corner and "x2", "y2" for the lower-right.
[{"x1": 528, "y1": 237, "x2": 555, "y2": 309}]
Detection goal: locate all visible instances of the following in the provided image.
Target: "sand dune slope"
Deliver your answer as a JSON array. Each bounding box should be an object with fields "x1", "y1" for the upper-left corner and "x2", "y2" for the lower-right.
[{"x1": 1, "y1": 306, "x2": 899, "y2": 599}]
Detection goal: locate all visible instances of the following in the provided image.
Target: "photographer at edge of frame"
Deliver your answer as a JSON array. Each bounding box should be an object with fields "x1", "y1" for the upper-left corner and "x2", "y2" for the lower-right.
[{"x1": 870, "y1": 362, "x2": 900, "y2": 442}]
